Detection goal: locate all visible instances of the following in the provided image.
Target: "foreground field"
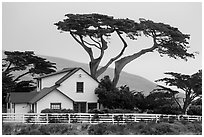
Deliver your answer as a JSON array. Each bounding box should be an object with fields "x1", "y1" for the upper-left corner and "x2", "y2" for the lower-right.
[{"x1": 2, "y1": 121, "x2": 202, "y2": 135}]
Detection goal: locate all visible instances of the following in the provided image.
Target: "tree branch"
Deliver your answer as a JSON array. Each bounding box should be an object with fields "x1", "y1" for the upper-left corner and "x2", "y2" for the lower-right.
[
  {"x1": 70, "y1": 32, "x2": 94, "y2": 60},
  {"x1": 112, "y1": 43, "x2": 158, "y2": 87},
  {"x1": 173, "y1": 95, "x2": 183, "y2": 110},
  {"x1": 90, "y1": 36, "x2": 102, "y2": 48},
  {"x1": 96, "y1": 30, "x2": 128, "y2": 77},
  {"x1": 83, "y1": 39, "x2": 101, "y2": 49},
  {"x1": 13, "y1": 71, "x2": 30, "y2": 82},
  {"x1": 4, "y1": 62, "x2": 12, "y2": 72}
]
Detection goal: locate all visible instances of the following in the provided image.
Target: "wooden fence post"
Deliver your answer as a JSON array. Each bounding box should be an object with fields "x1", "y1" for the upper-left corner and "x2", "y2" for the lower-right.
[
  {"x1": 22, "y1": 114, "x2": 24, "y2": 123},
  {"x1": 123, "y1": 114, "x2": 125, "y2": 124},
  {"x1": 155, "y1": 115, "x2": 158, "y2": 123},
  {"x1": 112, "y1": 114, "x2": 114, "y2": 124},
  {"x1": 46, "y1": 113, "x2": 49, "y2": 124},
  {"x1": 134, "y1": 114, "x2": 137, "y2": 122},
  {"x1": 89, "y1": 114, "x2": 92, "y2": 124},
  {"x1": 177, "y1": 115, "x2": 180, "y2": 121},
  {"x1": 68, "y1": 114, "x2": 71, "y2": 123}
]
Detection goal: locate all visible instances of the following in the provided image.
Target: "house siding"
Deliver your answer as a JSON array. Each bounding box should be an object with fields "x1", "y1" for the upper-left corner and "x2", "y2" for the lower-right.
[
  {"x1": 15, "y1": 104, "x2": 30, "y2": 113},
  {"x1": 36, "y1": 89, "x2": 73, "y2": 113},
  {"x1": 40, "y1": 73, "x2": 66, "y2": 91},
  {"x1": 57, "y1": 69, "x2": 99, "y2": 102}
]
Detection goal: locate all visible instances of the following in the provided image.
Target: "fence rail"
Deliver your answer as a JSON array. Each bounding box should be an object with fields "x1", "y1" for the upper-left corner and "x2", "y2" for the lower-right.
[{"x1": 2, "y1": 113, "x2": 202, "y2": 124}]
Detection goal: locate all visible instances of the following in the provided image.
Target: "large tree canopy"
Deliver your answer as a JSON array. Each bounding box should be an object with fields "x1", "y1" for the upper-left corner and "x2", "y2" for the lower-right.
[
  {"x1": 55, "y1": 13, "x2": 195, "y2": 87},
  {"x1": 155, "y1": 70, "x2": 202, "y2": 114},
  {"x1": 2, "y1": 51, "x2": 57, "y2": 104}
]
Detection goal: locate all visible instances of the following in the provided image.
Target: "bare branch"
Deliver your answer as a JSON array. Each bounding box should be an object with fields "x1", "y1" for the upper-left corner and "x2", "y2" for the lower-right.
[
  {"x1": 4, "y1": 62, "x2": 12, "y2": 72},
  {"x1": 90, "y1": 36, "x2": 102, "y2": 48},
  {"x1": 70, "y1": 32, "x2": 94, "y2": 60},
  {"x1": 83, "y1": 39, "x2": 101, "y2": 49},
  {"x1": 13, "y1": 71, "x2": 30, "y2": 82},
  {"x1": 96, "y1": 31, "x2": 128, "y2": 77}
]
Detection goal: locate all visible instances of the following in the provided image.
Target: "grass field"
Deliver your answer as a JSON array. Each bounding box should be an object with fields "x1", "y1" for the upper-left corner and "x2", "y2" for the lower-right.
[{"x1": 2, "y1": 120, "x2": 202, "y2": 135}]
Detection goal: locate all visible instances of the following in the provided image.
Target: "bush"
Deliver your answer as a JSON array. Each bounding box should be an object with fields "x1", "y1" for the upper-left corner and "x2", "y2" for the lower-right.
[
  {"x1": 41, "y1": 108, "x2": 75, "y2": 113},
  {"x1": 187, "y1": 105, "x2": 202, "y2": 116},
  {"x1": 2, "y1": 123, "x2": 13, "y2": 135},
  {"x1": 153, "y1": 122, "x2": 174, "y2": 135},
  {"x1": 2, "y1": 121, "x2": 202, "y2": 135},
  {"x1": 88, "y1": 123, "x2": 108, "y2": 135},
  {"x1": 88, "y1": 108, "x2": 135, "y2": 114}
]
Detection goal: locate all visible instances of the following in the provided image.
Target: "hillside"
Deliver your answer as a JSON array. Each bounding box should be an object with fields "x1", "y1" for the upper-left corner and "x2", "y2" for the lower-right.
[{"x1": 41, "y1": 55, "x2": 157, "y2": 96}]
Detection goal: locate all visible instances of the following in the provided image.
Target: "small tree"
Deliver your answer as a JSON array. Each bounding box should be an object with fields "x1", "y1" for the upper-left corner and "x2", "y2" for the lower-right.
[
  {"x1": 145, "y1": 91, "x2": 182, "y2": 114},
  {"x1": 187, "y1": 98, "x2": 202, "y2": 115},
  {"x1": 2, "y1": 51, "x2": 57, "y2": 104},
  {"x1": 95, "y1": 76, "x2": 136, "y2": 110},
  {"x1": 155, "y1": 70, "x2": 202, "y2": 114}
]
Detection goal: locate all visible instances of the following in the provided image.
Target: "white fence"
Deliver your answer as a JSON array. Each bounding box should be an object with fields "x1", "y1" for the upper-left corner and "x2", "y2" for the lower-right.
[{"x1": 2, "y1": 113, "x2": 202, "y2": 124}]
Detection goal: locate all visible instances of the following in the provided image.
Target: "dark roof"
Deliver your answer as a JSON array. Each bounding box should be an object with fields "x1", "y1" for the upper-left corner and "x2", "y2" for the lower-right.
[
  {"x1": 35, "y1": 67, "x2": 79, "y2": 79},
  {"x1": 9, "y1": 91, "x2": 38, "y2": 103},
  {"x1": 29, "y1": 85, "x2": 74, "y2": 103},
  {"x1": 9, "y1": 85, "x2": 74, "y2": 104},
  {"x1": 29, "y1": 85, "x2": 59, "y2": 104}
]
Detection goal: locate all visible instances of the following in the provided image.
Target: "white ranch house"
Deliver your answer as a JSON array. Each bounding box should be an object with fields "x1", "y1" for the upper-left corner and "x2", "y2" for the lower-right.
[{"x1": 6, "y1": 67, "x2": 100, "y2": 113}]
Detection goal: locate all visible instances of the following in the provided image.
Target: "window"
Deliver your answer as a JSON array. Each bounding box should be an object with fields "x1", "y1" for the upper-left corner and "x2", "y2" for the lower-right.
[
  {"x1": 76, "y1": 82, "x2": 84, "y2": 93},
  {"x1": 88, "y1": 103, "x2": 97, "y2": 110},
  {"x1": 50, "y1": 103, "x2": 61, "y2": 110},
  {"x1": 7, "y1": 103, "x2": 10, "y2": 109}
]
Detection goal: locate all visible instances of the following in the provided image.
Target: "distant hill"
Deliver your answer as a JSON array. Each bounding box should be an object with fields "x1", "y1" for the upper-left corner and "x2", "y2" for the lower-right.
[{"x1": 41, "y1": 55, "x2": 157, "y2": 96}]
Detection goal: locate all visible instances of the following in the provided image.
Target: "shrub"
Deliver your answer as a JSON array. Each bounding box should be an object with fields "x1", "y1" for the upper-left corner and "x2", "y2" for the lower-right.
[
  {"x1": 88, "y1": 108, "x2": 103, "y2": 114},
  {"x1": 2, "y1": 123, "x2": 13, "y2": 135},
  {"x1": 89, "y1": 108, "x2": 135, "y2": 114},
  {"x1": 88, "y1": 123, "x2": 108, "y2": 135},
  {"x1": 153, "y1": 122, "x2": 174, "y2": 135},
  {"x1": 187, "y1": 105, "x2": 202, "y2": 116},
  {"x1": 39, "y1": 124, "x2": 73, "y2": 135},
  {"x1": 41, "y1": 108, "x2": 75, "y2": 113}
]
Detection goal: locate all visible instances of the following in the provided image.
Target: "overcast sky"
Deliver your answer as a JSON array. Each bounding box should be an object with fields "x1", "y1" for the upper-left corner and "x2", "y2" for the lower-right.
[{"x1": 2, "y1": 2, "x2": 202, "y2": 82}]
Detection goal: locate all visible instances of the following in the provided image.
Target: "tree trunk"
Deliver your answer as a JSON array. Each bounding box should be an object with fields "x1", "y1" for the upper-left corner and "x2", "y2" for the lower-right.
[
  {"x1": 112, "y1": 45, "x2": 157, "y2": 87},
  {"x1": 182, "y1": 93, "x2": 192, "y2": 114},
  {"x1": 89, "y1": 58, "x2": 102, "y2": 79}
]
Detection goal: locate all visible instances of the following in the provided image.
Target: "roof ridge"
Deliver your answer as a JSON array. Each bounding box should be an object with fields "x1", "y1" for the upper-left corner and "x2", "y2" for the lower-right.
[
  {"x1": 55, "y1": 68, "x2": 80, "y2": 85},
  {"x1": 34, "y1": 67, "x2": 81, "y2": 79}
]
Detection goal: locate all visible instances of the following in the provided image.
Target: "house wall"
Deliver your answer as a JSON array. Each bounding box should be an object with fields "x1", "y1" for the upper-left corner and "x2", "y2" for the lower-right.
[
  {"x1": 40, "y1": 73, "x2": 66, "y2": 90},
  {"x1": 58, "y1": 69, "x2": 99, "y2": 102},
  {"x1": 15, "y1": 104, "x2": 30, "y2": 113},
  {"x1": 36, "y1": 89, "x2": 73, "y2": 113}
]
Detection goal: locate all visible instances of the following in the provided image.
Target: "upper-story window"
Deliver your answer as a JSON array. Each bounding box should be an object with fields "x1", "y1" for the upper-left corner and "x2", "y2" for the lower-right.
[{"x1": 76, "y1": 82, "x2": 84, "y2": 93}]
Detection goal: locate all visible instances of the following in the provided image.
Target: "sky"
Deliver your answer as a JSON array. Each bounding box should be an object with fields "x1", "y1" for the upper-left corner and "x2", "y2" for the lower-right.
[{"x1": 2, "y1": 2, "x2": 202, "y2": 83}]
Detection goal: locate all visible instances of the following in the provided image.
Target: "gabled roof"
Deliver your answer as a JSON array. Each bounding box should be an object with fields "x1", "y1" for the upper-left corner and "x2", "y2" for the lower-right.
[
  {"x1": 29, "y1": 85, "x2": 74, "y2": 103},
  {"x1": 9, "y1": 85, "x2": 74, "y2": 104},
  {"x1": 35, "y1": 67, "x2": 99, "y2": 84},
  {"x1": 29, "y1": 85, "x2": 59, "y2": 104},
  {"x1": 35, "y1": 67, "x2": 79, "y2": 79},
  {"x1": 9, "y1": 91, "x2": 38, "y2": 103},
  {"x1": 55, "y1": 68, "x2": 80, "y2": 85}
]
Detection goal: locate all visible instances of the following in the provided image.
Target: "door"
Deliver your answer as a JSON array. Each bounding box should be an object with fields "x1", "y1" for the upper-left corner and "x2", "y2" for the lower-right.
[{"x1": 73, "y1": 102, "x2": 86, "y2": 113}]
